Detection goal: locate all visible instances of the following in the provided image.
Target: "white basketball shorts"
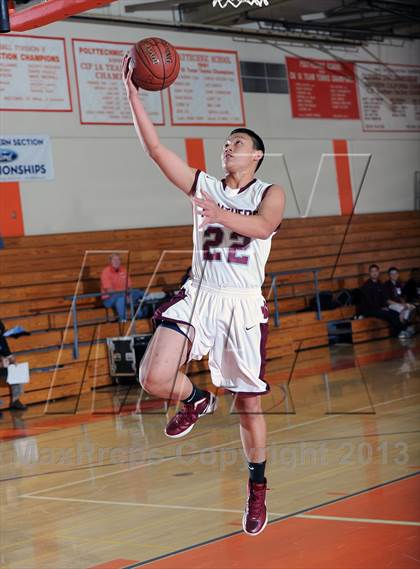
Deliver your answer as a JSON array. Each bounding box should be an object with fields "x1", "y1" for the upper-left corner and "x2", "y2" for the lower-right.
[{"x1": 153, "y1": 279, "x2": 270, "y2": 395}]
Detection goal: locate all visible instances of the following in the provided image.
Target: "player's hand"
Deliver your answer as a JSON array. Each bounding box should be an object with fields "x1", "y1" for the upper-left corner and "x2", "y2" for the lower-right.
[
  {"x1": 192, "y1": 191, "x2": 224, "y2": 229},
  {"x1": 122, "y1": 54, "x2": 138, "y2": 98}
]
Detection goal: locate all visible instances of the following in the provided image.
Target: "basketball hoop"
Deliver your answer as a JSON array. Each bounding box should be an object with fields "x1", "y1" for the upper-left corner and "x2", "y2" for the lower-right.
[
  {"x1": 212, "y1": 0, "x2": 269, "y2": 8},
  {"x1": 8, "y1": 0, "x2": 117, "y2": 32}
]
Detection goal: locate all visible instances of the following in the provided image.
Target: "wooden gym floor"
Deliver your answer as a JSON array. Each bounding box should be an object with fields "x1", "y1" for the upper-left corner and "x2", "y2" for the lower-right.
[{"x1": 1, "y1": 336, "x2": 419, "y2": 569}]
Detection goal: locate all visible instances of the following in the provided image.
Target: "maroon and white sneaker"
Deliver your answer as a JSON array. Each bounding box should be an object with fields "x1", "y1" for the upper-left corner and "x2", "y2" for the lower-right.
[
  {"x1": 164, "y1": 391, "x2": 217, "y2": 438},
  {"x1": 243, "y1": 478, "x2": 268, "y2": 536}
]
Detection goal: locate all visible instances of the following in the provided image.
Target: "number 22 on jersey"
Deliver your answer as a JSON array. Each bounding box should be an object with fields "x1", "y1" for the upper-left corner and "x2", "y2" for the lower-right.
[{"x1": 202, "y1": 226, "x2": 251, "y2": 265}]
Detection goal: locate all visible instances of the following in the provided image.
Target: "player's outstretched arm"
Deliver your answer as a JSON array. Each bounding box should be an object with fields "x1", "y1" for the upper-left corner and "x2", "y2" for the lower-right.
[
  {"x1": 122, "y1": 55, "x2": 196, "y2": 196},
  {"x1": 193, "y1": 185, "x2": 285, "y2": 239}
]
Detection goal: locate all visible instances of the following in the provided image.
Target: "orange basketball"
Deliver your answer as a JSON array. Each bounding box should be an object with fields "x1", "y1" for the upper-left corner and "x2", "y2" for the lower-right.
[{"x1": 129, "y1": 37, "x2": 180, "y2": 91}]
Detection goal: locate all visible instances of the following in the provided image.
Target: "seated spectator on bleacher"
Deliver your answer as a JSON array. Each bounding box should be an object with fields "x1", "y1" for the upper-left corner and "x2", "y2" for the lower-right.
[
  {"x1": 100, "y1": 254, "x2": 145, "y2": 322},
  {"x1": 359, "y1": 264, "x2": 410, "y2": 339},
  {"x1": 384, "y1": 267, "x2": 416, "y2": 335},
  {"x1": 0, "y1": 320, "x2": 27, "y2": 413},
  {"x1": 403, "y1": 267, "x2": 420, "y2": 305}
]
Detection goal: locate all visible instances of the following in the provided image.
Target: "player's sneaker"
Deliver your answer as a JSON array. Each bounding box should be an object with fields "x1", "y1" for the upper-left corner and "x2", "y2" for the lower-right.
[
  {"x1": 242, "y1": 478, "x2": 268, "y2": 536},
  {"x1": 164, "y1": 391, "x2": 217, "y2": 438}
]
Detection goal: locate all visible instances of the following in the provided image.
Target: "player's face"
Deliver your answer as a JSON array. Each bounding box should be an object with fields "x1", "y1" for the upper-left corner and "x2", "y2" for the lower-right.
[{"x1": 221, "y1": 134, "x2": 259, "y2": 173}]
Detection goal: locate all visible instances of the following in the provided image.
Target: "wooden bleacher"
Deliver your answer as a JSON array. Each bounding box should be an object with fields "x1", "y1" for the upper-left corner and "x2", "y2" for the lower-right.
[{"x1": 1, "y1": 210, "x2": 419, "y2": 408}]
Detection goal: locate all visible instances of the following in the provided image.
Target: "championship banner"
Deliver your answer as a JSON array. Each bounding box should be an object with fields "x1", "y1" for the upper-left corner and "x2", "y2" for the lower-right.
[
  {"x1": 0, "y1": 34, "x2": 72, "y2": 112},
  {"x1": 355, "y1": 62, "x2": 420, "y2": 132},
  {"x1": 72, "y1": 39, "x2": 164, "y2": 125},
  {"x1": 168, "y1": 47, "x2": 245, "y2": 126},
  {"x1": 0, "y1": 135, "x2": 54, "y2": 181},
  {"x1": 286, "y1": 56, "x2": 359, "y2": 119}
]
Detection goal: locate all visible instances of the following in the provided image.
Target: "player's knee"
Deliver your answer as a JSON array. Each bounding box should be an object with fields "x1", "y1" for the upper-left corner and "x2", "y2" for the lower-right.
[
  {"x1": 138, "y1": 361, "x2": 167, "y2": 392},
  {"x1": 138, "y1": 359, "x2": 154, "y2": 391},
  {"x1": 138, "y1": 366, "x2": 148, "y2": 390},
  {"x1": 235, "y1": 395, "x2": 262, "y2": 416},
  {"x1": 138, "y1": 366, "x2": 154, "y2": 392}
]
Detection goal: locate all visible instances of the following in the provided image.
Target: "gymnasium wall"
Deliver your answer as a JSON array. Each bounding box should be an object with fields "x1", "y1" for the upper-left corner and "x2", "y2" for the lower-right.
[{"x1": 2, "y1": 19, "x2": 420, "y2": 236}]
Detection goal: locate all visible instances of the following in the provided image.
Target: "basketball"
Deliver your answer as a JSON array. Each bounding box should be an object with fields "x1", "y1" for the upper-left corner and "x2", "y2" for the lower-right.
[{"x1": 129, "y1": 37, "x2": 180, "y2": 91}]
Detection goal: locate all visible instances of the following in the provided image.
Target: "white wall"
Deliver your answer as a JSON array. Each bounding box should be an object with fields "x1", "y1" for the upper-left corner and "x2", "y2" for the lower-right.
[{"x1": 2, "y1": 19, "x2": 420, "y2": 235}]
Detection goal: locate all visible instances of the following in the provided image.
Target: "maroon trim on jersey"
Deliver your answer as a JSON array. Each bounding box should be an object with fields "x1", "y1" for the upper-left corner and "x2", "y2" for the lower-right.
[
  {"x1": 259, "y1": 184, "x2": 282, "y2": 232},
  {"x1": 221, "y1": 178, "x2": 257, "y2": 194},
  {"x1": 259, "y1": 321, "x2": 269, "y2": 381},
  {"x1": 152, "y1": 288, "x2": 196, "y2": 359},
  {"x1": 259, "y1": 301, "x2": 270, "y2": 381},
  {"x1": 152, "y1": 288, "x2": 186, "y2": 328},
  {"x1": 260, "y1": 184, "x2": 273, "y2": 202},
  {"x1": 190, "y1": 169, "x2": 201, "y2": 196},
  {"x1": 227, "y1": 385, "x2": 270, "y2": 398}
]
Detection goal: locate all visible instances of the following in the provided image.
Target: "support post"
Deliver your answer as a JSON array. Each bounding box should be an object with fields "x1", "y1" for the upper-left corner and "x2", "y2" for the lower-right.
[
  {"x1": 272, "y1": 276, "x2": 280, "y2": 327},
  {"x1": 72, "y1": 297, "x2": 79, "y2": 360},
  {"x1": 313, "y1": 270, "x2": 322, "y2": 321}
]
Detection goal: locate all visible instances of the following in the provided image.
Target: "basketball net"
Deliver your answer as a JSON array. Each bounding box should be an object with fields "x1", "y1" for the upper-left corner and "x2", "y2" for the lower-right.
[{"x1": 212, "y1": 0, "x2": 269, "y2": 8}]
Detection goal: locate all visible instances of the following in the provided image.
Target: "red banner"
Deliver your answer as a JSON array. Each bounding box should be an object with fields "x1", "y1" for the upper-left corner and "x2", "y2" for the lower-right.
[{"x1": 286, "y1": 56, "x2": 359, "y2": 119}]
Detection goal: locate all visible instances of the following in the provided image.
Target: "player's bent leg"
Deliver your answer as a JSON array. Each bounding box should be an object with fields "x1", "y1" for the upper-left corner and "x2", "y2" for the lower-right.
[
  {"x1": 139, "y1": 324, "x2": 217, "y2": 438},
  {"x1": 234, "y1": 394, "x2": 268, "y2": 536},
  {"x1": 138, "y1": 324, "x2": 191, "y2": 399}
]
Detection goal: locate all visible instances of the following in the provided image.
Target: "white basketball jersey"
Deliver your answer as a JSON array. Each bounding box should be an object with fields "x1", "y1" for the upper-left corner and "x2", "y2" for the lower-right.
[{"x1": 191, "y1": 170, "x2": 276, "y2": 289}]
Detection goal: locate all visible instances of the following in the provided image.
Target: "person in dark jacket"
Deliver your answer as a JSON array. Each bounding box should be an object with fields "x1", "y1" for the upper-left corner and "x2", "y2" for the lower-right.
[
  {"x1": 359, "y1": 265, "x2": 409, "y2": 338},
  {"x1": 0, "y1": 320, "x2": 27, "y2": 411},
  {"x1": 403, "y1": 268, "x2": 420, "y2": 304}
]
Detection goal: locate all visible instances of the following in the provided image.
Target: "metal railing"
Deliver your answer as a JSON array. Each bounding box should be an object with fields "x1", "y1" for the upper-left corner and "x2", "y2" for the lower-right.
[
  {"x1": 65, "y1": 290, "x2": 163, "y2": 359},
  {"x1": 268, "y1": 268, "x2": 322, "y2": 327},
  {"x1": 66, "y1": 272, "x2": 322, "y2": 357},
  {"x1": 64, "y1": 291, "x2": 134, "y2": 359}
]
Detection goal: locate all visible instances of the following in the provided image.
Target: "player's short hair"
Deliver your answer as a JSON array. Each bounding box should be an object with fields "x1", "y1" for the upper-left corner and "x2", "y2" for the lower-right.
[
  {"x1": 369, "y1": 263, "x2": 380, "y2": 271},
  {"x1": 388, "y1": 266, "x2": 399, "y2": 274},
  {"x1": 229, "y1": 128, "x2": 265, "y2": 173}
]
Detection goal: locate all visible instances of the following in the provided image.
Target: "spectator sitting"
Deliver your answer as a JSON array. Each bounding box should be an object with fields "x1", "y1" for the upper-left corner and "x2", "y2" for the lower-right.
[
  {"x1": 384, "y1": 267, "x2": 416, "y2": 336},
  {"x1": 359, "y1": 264, "x2": 409, "y2": 339},
  {"x1": 0, "y1": 320, "x2": 27, "y2": 413},
  {"x1": 100, "y1": 254, "x2": 145, "y2": 322},
  {"x1": 403, "y1": 267, "x2": 420, "y2": 305}
]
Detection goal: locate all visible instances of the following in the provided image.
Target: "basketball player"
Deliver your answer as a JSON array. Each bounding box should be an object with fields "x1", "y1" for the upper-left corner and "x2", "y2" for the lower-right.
[{"x1": 123, "y1": 55, "x2": 285, "y2": 536}]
